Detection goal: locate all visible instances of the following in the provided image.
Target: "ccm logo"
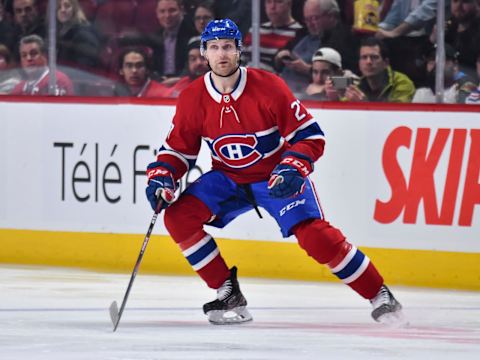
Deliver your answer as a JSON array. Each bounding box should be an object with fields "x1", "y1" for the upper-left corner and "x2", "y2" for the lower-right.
[
  {"x1": 280, "y1": 199, "x2": 306, "y2": 216},
  {"x1": 147, "y1": 168, "x2": 169, "y2": 179},
  {"x1": 374, "y1": 127, "x2": 480, "y2": 226}
]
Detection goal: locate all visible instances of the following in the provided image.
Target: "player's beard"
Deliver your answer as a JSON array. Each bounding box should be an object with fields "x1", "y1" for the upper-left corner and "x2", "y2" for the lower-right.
[{"x1": 208, "y1": 54, "x2": 241, "y2": 78}]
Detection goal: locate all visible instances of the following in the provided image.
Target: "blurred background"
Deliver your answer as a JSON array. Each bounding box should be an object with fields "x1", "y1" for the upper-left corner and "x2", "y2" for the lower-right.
[{"x1": 0, "y1": 0, "x2": 478, "y2": 103}]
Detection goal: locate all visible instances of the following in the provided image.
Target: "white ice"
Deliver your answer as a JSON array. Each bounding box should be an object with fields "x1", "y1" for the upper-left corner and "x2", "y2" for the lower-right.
[{"x1": 1, "y1": 265, "x2": 479, "y2": 360}]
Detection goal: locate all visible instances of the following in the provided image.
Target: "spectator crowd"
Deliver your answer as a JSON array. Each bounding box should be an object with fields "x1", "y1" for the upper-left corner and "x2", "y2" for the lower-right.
[{"x1": 0, "y1": 0, "x2": 479, "y2": 103}]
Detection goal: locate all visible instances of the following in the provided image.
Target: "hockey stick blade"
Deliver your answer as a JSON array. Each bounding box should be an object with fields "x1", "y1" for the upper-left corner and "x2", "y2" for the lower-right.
[
  {"x1": 109, "y1": 199, "x2": 164, "y2": 332},
  {"x1": 109, "y1": 301, "x2": 120, "y2": 331}
]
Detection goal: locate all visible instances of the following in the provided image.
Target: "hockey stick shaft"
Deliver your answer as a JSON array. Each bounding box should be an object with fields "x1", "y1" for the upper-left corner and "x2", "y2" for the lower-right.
[{"x1": 110, "y1": 200, "x2": 163, "y2": 332}]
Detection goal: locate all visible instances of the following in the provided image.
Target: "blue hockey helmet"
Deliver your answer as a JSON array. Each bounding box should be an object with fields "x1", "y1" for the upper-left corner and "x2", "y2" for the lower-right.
[{"x1": 200, "y1": 18, "x2": 242, "y2": 54}]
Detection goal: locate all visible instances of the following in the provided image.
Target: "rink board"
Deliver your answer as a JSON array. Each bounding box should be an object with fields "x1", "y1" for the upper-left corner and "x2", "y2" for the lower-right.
[
  {"x1": 0, "y1": 98, "x2": 479, "y2": 290},
  {"x1": 0, "y1": 228, "x2": 479, "y2": 290}
]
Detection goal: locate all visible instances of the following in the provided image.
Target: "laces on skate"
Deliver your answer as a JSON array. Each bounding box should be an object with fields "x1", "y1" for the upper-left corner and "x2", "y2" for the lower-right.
[
  {"x1": 203, "y1": 266, "x2": 253, "y2": 325},
  {"x1": 370, "y1": 285, "x2": 407, "y2": 327}
]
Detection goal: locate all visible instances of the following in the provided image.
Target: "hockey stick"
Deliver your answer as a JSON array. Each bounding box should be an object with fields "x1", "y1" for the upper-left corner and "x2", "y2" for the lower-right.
[{"x1": 109, "y1": 200, "x2": 164, "y2": 332}]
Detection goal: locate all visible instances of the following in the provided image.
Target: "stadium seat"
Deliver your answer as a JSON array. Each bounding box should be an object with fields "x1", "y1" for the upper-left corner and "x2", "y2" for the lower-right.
[
  {"x1": 133, "y1": 0, "x2": 160, "y2": 34},
  {"x1": 94, "y1": 0, "x2": 138, "y2": 39}
]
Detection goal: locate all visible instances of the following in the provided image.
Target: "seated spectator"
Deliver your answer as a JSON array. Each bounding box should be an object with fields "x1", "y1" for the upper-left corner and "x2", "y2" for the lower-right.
[
  {"x1": 56, "y1": 0, "x2": 101, "y2": 71},
  {"x1": 301, "y1": 46, "x2": 358, "y2": 100},
  {"x1": 0, "y1": 43, "x2": 22, "y2": 93},
  {"x1": 152, "y1": 38, "x2": 208, "y2": 97},
  {"x1": 146, "y1": 0, "x2": 197, "y2": 78},
  {"x1": 11, "y1": 34, "x2": 74, "y2": 95},
  {"x1": 434, "y1": 0, "x2": 480, "y2": 79},
  {"x1": 11, "y1": 0, "x2": 46, "y2": 58},
  {"x1": 376, "y1": 0, "x2": 440, "y2": 39},
  {"x1": 114, "y1": 47, "x2": 164, "y2": 97},
  {"x1": 192, "y1": 1, "x2": 215, "y2": 35},
  {"x1": 213, "y1": 0, "x2": 252, "y2": 35},
  {"x1": 0, "y1": 1, "x2": 16, "y2": 51},
  {"x1": 242, "y1": 0, "x2": 303, "y2": 72},
  {"x1": 464, "y1": 45, "x2": 480, "y2": 104},
  {"x1": 413, "y1": 44, "x2": 476, "y2": 103},
  {"x1": 326, "y1": 37, "x2": 415, "y2": 102},
  {"x1": 275, "y1": 0, "x2": 357, "y2": 95},
  {"x1": 375, "y1": 0, "x2": 445, "y2": 85}
]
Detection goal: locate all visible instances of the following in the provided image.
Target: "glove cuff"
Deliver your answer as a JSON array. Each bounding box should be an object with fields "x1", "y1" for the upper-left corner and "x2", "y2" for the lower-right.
[{"x1": 280, "y1": 156, "x2": 312, "y2": 177}]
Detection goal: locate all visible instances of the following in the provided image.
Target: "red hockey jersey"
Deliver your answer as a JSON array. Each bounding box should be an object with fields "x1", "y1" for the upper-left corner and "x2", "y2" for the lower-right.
[
  {"x1": 156, "y1": 67, "x2": 325, "y2": 184},
  {"x1": 11, "y1": 69, "x2": 74, "y2": 96}
]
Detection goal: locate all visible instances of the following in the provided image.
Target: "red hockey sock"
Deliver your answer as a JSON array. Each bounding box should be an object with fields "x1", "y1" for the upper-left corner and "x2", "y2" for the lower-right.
[
  {"x1": 294, "y1": 219, "x2": 383, "y2": 299},
  {"x1": 164, "y1": 194, "x2": 230, "y2": 289}
]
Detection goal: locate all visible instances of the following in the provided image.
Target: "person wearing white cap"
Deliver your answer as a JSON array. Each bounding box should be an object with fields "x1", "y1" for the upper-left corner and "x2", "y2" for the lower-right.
[{"x1": 303, "y1": 47, "x2": 357, "y2": 100}]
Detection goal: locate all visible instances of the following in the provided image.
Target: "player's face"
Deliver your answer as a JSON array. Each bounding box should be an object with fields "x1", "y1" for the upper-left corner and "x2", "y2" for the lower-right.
[
  {"x1": 20, "y1": 42, "x2": 47, "y2": 72},
  {"x1": 359, "y1": 45, "x2": 387, "y2": 77},
  {"x1": 120, "y1": 52, "x2": 147, "y2": 87},
  {"x1": 204, "y1": 39, "x2": 240, "y2": 77},
  {"x1": 188, "y1": 48, "x2": 208, "y2": 78}
]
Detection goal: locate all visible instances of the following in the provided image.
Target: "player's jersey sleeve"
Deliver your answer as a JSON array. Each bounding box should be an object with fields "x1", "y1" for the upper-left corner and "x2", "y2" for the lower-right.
[
  {"x1": 155, "y1": 90, "x2": 203, "y2": 179},
  {"x1": 269, "y1": 75, "x2": 325, "y2": 162}
]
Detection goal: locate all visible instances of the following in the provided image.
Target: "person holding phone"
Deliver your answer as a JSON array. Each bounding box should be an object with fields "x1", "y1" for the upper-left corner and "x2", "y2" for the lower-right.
[
  {"x1": 302, "y1": 47, "x2": 358, "y2": 100},
  {"x1": 326, "y1": 37, "x2": 415, "y2": 102}
]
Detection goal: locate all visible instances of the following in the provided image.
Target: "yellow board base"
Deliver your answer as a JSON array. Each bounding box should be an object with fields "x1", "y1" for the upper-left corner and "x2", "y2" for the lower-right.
[{"x1": 0, "y1": 229, "x2": 479, "y2": 290}]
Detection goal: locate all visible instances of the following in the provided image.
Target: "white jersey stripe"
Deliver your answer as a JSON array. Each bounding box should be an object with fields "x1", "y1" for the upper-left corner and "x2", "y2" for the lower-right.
[{"x1": 285, "y1": 118, "x2": 318, "y2": 142}]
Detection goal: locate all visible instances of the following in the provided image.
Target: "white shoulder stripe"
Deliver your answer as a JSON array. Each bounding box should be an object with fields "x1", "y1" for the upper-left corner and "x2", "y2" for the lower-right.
[
  {"x1": 163, "y1": 143, "x2": 198, "y2": 160},
  {"x1": 256, "y1": 126, "x2": 279, "y2": 137},
  {"x1": 285, "y1": 118, "x2": 318, "y2": 142}
]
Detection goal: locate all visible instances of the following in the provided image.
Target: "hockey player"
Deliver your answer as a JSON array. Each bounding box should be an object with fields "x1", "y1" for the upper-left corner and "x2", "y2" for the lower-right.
[{"x1": 145, "y1": 19, "x2": 403, "y2": 325}]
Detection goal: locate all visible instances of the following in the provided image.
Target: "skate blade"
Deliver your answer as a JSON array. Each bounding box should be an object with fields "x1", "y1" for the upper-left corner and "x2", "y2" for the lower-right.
[
  {"x1": 377, "y1": 309, "x2": 409, "y2": 328},
  {"x1": 207, "y1": 307, "x2": 253, "y2": 325}
]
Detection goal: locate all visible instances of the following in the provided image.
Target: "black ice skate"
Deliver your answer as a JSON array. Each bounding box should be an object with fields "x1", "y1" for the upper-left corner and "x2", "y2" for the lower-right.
[
  {"x1": 203, "y1": 266, "x2": 253, "y2": 325},
  {"x1": 370, "y1": 285, "x2": 406, "y2": 325}
]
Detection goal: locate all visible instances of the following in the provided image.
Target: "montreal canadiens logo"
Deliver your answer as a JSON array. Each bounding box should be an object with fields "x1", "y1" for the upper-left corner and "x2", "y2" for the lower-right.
[{"x1": 212, "y1": 134, "x2": 263, "y2": 168}]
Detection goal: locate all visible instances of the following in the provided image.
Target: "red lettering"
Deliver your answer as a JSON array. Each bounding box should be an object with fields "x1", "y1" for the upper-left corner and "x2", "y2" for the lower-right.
[
  {"x1": 459, "y1": 129, "x2": 480, "y2": 226},
  {"x1": 403, "y1": 128, "x2": 449, "y2": 224},
  {"x1": 374, "y1": 127, "x2": 476, "y2": 227},
  {"x1": 374, "y1": 126, "x2": 411, "y2": 224},
  {"x1": 439, "y1": 129, "x2": 466, "y2": 224}
]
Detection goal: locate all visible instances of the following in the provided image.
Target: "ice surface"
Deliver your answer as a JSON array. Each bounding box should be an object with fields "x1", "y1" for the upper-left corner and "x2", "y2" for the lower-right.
[{"x1": 1, "y1": 265, "x2": 479, "y2": 360}]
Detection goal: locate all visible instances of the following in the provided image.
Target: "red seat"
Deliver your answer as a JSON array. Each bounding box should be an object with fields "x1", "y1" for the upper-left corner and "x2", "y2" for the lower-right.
[
  {"x1": 133, "y1": 0, "x2": 160, "y2": 34},
  {"x1": 94, "y1": 0, "x2": 137, "y2": 39}
]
